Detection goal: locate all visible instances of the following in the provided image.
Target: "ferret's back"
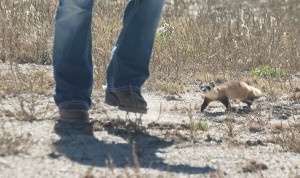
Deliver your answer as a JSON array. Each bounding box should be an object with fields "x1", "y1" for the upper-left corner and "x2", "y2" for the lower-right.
[{"x1": 217, "y1": 81, "x2": 250, "y2": 100}]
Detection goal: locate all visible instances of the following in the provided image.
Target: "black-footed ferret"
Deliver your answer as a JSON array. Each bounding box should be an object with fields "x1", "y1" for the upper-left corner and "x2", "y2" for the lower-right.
[{"x1": 199, "y1": 81, "x2": 262, "y2": 112}]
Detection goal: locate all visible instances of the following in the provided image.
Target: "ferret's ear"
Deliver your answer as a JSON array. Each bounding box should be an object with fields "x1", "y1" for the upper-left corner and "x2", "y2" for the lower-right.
[
  {"x1": 209, "y1": 81, "x2": 215, "y2": 87},
  {"x1": 199, "y1": 81, "x2": 203, "y2": 87}
]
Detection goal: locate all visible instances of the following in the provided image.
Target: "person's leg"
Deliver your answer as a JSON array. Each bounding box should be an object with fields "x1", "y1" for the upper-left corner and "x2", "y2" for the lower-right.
[
  {"x1": 53, "y1": 0, "x2": 94, "y2": 110},
  {"x1": 105, "y1": 0, "x2": 165, "y2": 113},
  {"x1": 52, "y1": 0, "x2": 94, "y2": 135}
]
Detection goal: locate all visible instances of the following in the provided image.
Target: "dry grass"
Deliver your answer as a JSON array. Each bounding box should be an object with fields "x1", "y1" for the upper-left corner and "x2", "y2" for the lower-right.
[
  {"x1": 0, "y1": 0, "x2": 55, "y2": 65},
  {"x1": 273, "y1": 121, "x2": 300, "y2": 153},
  {"x1": 0, "y1": 125, "x2": 32, "y2": 156},
  {"x1": 0, "y1": 0, "x2": 299, "y2": 93},
  {"x1": 0, "y1": 0, "x2": 299, "y2": 158}
]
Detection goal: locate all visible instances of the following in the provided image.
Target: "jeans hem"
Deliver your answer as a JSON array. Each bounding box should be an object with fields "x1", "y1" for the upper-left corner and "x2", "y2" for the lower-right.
[
  {"x1": 58, "y1": 101, "x2": 90, "y2": 110},
  {"x1": 105, "y1": 86, "x2": 141, "y2": 93}
]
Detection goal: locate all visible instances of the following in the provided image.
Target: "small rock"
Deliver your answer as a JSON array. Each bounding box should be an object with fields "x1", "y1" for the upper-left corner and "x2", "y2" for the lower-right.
[
  {"x1": 249, "y1": 123, "x2": 264, "y2": 133},
  {"x1": 242, "y1": 159, "x2": 268, "y2": 173}
]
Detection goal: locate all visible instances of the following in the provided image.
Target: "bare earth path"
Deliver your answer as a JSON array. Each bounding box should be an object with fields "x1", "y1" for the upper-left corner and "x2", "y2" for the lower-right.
[{"x1": 1, "y1": 86, "x2": 300, "y2": 178}]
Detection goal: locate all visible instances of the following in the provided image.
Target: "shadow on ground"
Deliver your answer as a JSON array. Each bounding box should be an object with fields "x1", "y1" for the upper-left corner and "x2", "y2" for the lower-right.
[{"x1": 52, "y1": 118, "x2": 215, "y2": 175}]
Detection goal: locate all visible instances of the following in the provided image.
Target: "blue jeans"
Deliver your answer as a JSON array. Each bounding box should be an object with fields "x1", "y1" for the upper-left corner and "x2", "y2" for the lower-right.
[{"x1": 53, "y1": 0, "x2": 165, "y2": 108}]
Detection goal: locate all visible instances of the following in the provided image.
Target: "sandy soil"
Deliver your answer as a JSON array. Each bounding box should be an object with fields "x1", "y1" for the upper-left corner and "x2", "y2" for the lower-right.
[{"x1": 1, "y1": 83, "x2": 300, "y2": 178}]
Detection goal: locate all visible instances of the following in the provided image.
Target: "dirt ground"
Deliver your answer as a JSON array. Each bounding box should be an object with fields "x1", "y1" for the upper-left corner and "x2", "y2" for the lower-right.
[{"x1": 1, "y1": 79, "x2": 300, "y2": 178}]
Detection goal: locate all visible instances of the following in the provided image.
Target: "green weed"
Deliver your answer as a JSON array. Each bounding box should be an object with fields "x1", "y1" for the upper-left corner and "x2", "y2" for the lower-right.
[{"x1": 251, "y1": 65, "x2": 287, "y2": 79}]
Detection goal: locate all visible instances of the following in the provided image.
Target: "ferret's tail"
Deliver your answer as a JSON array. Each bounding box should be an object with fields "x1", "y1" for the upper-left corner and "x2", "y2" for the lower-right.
[{"x1": 251, "y1": 87, "x2": 262, "y2": 99}]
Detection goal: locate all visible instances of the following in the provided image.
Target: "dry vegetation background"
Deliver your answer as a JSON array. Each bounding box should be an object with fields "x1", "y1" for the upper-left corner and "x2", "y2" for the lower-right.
[
  {"x1": 0, "y1": 0, "x2": 300, "y2": 177},
  {"x1": 0, "y1": 0, "x2": 299, "y2": 93}
]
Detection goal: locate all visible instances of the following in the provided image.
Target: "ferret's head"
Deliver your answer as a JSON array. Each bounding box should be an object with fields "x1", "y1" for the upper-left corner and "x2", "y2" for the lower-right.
[{"x1": 199, "y1": 82, "x2": 215, "y2": 95}]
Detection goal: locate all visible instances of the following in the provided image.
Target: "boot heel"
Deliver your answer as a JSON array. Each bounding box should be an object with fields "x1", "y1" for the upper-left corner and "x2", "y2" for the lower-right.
[{"x1": 105, "y1": 92, "x2": 119, "y2": 106}]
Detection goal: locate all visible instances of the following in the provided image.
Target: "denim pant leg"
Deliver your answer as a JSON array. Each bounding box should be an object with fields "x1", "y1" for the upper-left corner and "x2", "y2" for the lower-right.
[
  {"x1": 106, "y1": 0, "x2": 165, "y2": 93},
  {"x1": 53, "y1": 0, "x2": 94, "y2": 108}
]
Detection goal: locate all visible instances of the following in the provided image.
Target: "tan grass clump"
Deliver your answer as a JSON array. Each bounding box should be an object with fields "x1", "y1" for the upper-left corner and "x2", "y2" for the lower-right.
[
  {"x1": 0, "y1": 125, "x2": 32, "y2": 156},
  {"x1": 273, "y1": 121, "x2": 300, "y2": 153}
]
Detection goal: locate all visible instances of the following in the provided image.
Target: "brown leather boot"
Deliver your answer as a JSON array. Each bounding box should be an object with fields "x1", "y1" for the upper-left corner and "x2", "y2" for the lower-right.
[
  {"x1": 54, "y1": 104, "x2": 93, "y2": 135},
  {"x1": 105, "y1": 90, "x2": 147, "y2": 114}
]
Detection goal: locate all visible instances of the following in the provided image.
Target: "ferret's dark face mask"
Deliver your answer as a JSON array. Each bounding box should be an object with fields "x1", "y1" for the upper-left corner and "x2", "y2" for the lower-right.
[{"x1": 200, "y1": 84, "x2": 212, "y2": 94}]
